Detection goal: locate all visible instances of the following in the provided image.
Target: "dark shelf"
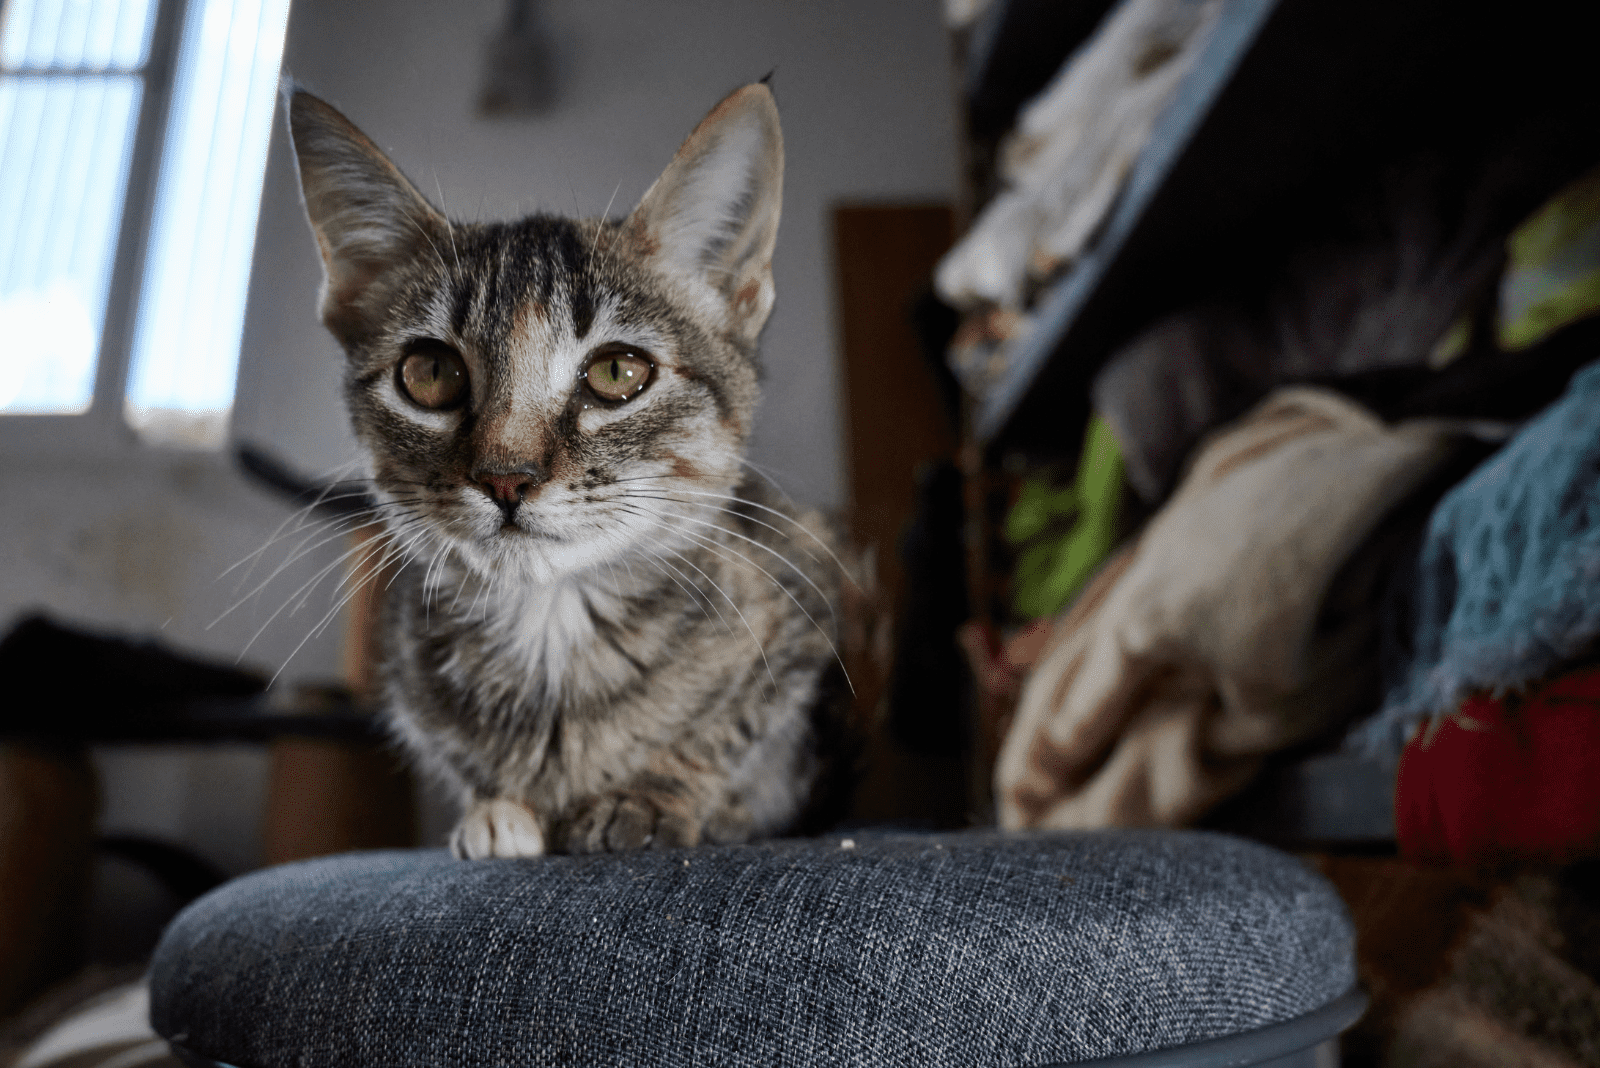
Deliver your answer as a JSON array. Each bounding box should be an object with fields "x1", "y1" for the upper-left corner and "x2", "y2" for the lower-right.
[{"x1": 973, "y1": 0, "x2": 1600, "y2": 455}]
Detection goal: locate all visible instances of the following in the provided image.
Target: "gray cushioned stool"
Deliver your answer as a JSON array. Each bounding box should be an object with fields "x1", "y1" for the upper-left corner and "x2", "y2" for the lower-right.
[{"x1": 149, "y1": 829, "x2": 1363, "y2": 1066}]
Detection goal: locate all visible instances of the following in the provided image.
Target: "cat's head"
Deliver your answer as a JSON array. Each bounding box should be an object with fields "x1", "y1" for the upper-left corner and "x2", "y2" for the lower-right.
[{"x1": 286, "y1": 82, "x2": 783, "y2": 585}]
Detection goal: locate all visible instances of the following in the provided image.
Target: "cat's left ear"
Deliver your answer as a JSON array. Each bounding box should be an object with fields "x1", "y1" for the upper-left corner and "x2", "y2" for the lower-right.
[{"x1": 625, "y1": 83, "x2": 783, "y2": 345}]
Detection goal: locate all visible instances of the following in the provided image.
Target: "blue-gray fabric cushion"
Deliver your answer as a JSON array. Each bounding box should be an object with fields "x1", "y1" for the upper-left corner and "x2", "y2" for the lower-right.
[{"x1": 149, "y1": 829, "x2": 1355, "y2": 1067}]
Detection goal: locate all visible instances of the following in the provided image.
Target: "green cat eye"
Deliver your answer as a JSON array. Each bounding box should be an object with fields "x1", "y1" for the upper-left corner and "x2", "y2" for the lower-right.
[
  {"x1": 583, "y1": 348, "x2": 654, "y2": 404},
  {"x1": 398, "y1": 343, "x2": 469, "y2": 410}
]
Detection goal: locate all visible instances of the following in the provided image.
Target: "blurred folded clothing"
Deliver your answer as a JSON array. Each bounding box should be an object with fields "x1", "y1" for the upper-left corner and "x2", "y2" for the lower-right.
[
  {"x1": 936, "y1": 0, "x2": 1223, "y2": 312},
  {"x1": 1358, "y1": 358, "x2": 1600, "y2": 752},
  {"x1": 996, "y1": 387, "x2": 1477, "y2": 830},
  {"x1": 1396, "y1": 665, "x2": 1600, "y2": 868}
]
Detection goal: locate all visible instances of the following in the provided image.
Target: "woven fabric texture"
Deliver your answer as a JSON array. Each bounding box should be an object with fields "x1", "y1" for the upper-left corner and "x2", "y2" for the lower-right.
[
  {"x1": 1361, "y1": 358, "x2": 1600, "y2": 749},
  {"x1": 149, "y1": 829, "x2": 1353, "y2": 1068}
]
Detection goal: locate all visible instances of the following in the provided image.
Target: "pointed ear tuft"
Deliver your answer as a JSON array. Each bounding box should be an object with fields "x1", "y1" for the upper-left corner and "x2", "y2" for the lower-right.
[
  {"x1": 625, "y1": 84, "x2": 784, "y2": 344},
  {"x1": 286, "y1": 89, "x2": 446, "y2": 339}
]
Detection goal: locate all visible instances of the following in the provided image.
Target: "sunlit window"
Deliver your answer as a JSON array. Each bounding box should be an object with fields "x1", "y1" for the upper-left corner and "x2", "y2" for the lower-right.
[
  {"x1": 0, "y1": 0, "x2": 292, "y2": 447},
  {"x1": 126, "y1": 0, "x2": 290, "y2": 446},
  {"x1": 0, "y1": 0, "x2": 155, "y2": 415}
]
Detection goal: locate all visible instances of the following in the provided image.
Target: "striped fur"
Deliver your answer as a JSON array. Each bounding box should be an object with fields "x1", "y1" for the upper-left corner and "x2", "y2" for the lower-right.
[{"x1": 287, "y1": 83, "x2": 855, "y2": 856}]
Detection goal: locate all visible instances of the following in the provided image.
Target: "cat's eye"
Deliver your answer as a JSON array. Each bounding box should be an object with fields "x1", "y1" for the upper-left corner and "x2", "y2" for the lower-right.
[
  {"x1": 398, "y1": 343, "x2": 469, "y2": 410},
  {"x1": 583, "y1": 348, "x2": 654, "y2": 404}
]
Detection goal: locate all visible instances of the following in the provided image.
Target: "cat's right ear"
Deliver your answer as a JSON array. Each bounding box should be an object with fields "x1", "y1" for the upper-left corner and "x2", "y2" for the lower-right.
[
  {"x1": 624, "y1": 83, "x2": 783, "y2": 347},
  {"x1": 285, "y1": 85, "x2": 447, "y2": 340}
]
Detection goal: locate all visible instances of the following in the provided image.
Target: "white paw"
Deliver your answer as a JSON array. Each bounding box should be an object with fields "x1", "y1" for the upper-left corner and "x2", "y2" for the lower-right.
[{"x1": 451, "y1": 798, "x2": 545, "y2": 859}]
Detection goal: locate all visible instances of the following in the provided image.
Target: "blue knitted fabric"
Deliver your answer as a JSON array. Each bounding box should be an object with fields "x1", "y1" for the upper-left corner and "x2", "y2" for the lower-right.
[
  {"x1": 1358, "y1": 358, "x2": 1600, "y2": 751},
  {"x1": 148, "y1": 830, "x2": 1355, "y2": 1068}
]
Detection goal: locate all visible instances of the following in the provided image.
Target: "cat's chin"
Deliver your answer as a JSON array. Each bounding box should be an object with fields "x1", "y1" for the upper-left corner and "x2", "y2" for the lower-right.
[{"x1": 450, "y1": 529, "x2": 641, "y2": 591}]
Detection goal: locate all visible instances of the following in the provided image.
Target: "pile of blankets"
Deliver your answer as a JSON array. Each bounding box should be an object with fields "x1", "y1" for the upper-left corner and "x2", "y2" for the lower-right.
[{"x1": 992, "y1": 164, "x2": 1600, "y2": 866}]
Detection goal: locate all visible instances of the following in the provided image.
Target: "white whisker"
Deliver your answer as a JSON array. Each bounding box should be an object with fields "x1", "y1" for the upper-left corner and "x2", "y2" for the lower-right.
[
  {"x1": 591, "y1": 180, "x2": 623, "y2": 256},
  {"x1": 674, "y1": 525, "x2": 853, "y2": 697},
  {"x1": 667, "y1": 546, "x2": 778, "y2": 696},
  {"x1": 615, "y1": 481, "x2": 860, "y2": 589},
  {"x1": 626, "y1": 497, "x2": 840, "y2": 632}
]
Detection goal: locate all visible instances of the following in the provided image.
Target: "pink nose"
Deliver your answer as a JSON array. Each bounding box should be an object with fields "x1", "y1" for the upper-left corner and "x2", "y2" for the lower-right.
[
  {"x1": 479, "y1": 472, "x2": 534, "y2": 504},
  {"x1": 472, "y1": 464, "x2": 545, "y2": 516}
]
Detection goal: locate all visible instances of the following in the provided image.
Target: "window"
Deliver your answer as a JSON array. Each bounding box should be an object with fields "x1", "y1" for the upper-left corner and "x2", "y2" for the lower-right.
[{"x1": 0, "y1": 0, "x2": 292, "y2": 449}]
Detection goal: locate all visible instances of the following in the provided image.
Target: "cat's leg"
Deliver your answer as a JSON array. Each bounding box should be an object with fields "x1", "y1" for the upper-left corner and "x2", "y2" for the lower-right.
[
  {"x1": 558, "y1": 770, "x2": 705, "y2": 853},
  {"x1": 555, "y1": 697, "x2": 823, "y2": 852},
  {"x1": 451, "y1": 797, "x2": 546, "y2": 859}
]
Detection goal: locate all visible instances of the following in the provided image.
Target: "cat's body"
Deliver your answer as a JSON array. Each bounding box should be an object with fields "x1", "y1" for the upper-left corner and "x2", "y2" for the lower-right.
[{"x1": 287, "y1": 82, "x2": 857, "y2": 857}]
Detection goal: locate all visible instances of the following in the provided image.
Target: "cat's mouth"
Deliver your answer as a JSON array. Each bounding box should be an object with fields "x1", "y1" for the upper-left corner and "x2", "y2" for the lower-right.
[{"x1": 482, "y1": 510, "x2": 563, "y2": 543}]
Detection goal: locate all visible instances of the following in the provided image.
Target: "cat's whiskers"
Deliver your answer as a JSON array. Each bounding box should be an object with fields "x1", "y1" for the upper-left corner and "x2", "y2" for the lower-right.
[
  {"x1": 310, "y1": 525, "x2": 417, "y2": 631},
  {"x1": 662, "y1": 544, "x2": 778, "y2": 697},
  {"x1": 590, "y1": 182, "x2": 623, "y2": 256},
  {"x1": 619, "y1": 493, "x2": 840, "y2": 635},
  {"x1": 221, "y1": 482, "x2": 431, "y2": 592},
  {"x1": 421, "y1": 542, "x2": 453, "y2": 627},
  {"x1": 272, "y1": 525, "x2": 421, "y2": 685},
  {"x1": 224, "y1": 489, "x2": 392, "y2": 597},
  {"x1": 448, "y1": 559, "x2": 474, "y2": 614},
  {"x1": 210, "y1": 508, "x2": 399, "y2": 632},
  {"x1": 430, "y1": 174, "x2": 462, "y2": 272},
  {"x1": 605, "y1": 496, "x2": 780, "y2": 695},
  {"x1": 219, "y1": 461, "x2": 371, "y2": 589},
  {"x1": 323, "y1": 515, "x2": 433, "y2": 631},
  {"x1": 605, "y1": 476, "x2": 859, "y2": 589},
  {"x1": 601, "y1": 558, "x2": 626, "y2": 602},
  {"x1": 640, "y1": 548, "x2": 723, "y2": 632},
  {"x1": 225, "y1": 497, "x2": 430, "y2": 671},
  {"x1": 384, "y1": 524, "x2": 438, "y2": 594},
  {"x1": 466, "y1": 557, "x2": 496, "y2": 619},
  {"x1": 237, "y1": 525, "x2": 403, "y2": 663},
  {"x1": 668, "y1": 523, "x2": 853, "y2": 697},
  {"x1": 607, "y1": 477, "x2": 819, "y2": 562},
  {"x1": 735, "y1": 455, "x2": 801, "y2": 499},
  {"x1": 287, "y1": 507, "x2": 426, "y2": 619}
]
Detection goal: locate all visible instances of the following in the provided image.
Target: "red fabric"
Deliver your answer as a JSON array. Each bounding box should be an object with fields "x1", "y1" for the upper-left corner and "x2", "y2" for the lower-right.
[{"x1": 1396, "y1": 665, "x2": 1600, "y2": 867}]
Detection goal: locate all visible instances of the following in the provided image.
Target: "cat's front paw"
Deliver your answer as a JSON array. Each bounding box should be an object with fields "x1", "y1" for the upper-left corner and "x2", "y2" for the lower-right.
[
  {"x1": 560, "y1": 791, "x2": 699, "y2": 853},
  {"x1": 451, "y1": 798, "x2": 545, "y2": 859}
]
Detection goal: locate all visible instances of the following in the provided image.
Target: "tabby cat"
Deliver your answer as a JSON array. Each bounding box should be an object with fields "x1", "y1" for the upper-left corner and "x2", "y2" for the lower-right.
[{"x1": 286, "y1": 81, "x2": 856, "y2": 857}]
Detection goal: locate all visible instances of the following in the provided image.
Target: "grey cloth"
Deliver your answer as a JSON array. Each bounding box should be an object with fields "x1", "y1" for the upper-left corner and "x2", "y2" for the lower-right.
[
  {"x1": 1094, "y1": 160, "x2": 1515, "y2": 505},
  {"x1": 149, "y1": 830, "x2": 1355, "y2": 1067}
]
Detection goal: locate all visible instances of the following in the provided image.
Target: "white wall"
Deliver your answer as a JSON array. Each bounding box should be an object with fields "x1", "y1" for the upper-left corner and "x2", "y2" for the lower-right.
[{"x1": 0, "y1": 0, "x2": 957, "y2": 880}]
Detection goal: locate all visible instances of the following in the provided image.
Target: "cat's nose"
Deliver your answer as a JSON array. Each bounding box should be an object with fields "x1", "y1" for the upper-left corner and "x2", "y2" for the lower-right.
[{"x1": 473, "y1": 464, "x2": 545, "y2": 519}]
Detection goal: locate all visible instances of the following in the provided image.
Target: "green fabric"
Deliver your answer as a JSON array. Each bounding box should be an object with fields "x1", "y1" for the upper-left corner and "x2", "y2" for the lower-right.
[
  {"x1": 1498, "y1": 163, "x2": 1600, "y2": 350},
  {"x1": 1008, "y1": 415, "x2": 1124, "y2": 620}
]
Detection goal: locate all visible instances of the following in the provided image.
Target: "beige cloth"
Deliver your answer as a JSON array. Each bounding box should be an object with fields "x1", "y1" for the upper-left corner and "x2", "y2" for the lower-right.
[
  {"x1": 937, "y1": 0, "x2": 1224, "y2": 311},
  {"x1": 996, "y1": 388, "x2": 1474, "y2": 830}
]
